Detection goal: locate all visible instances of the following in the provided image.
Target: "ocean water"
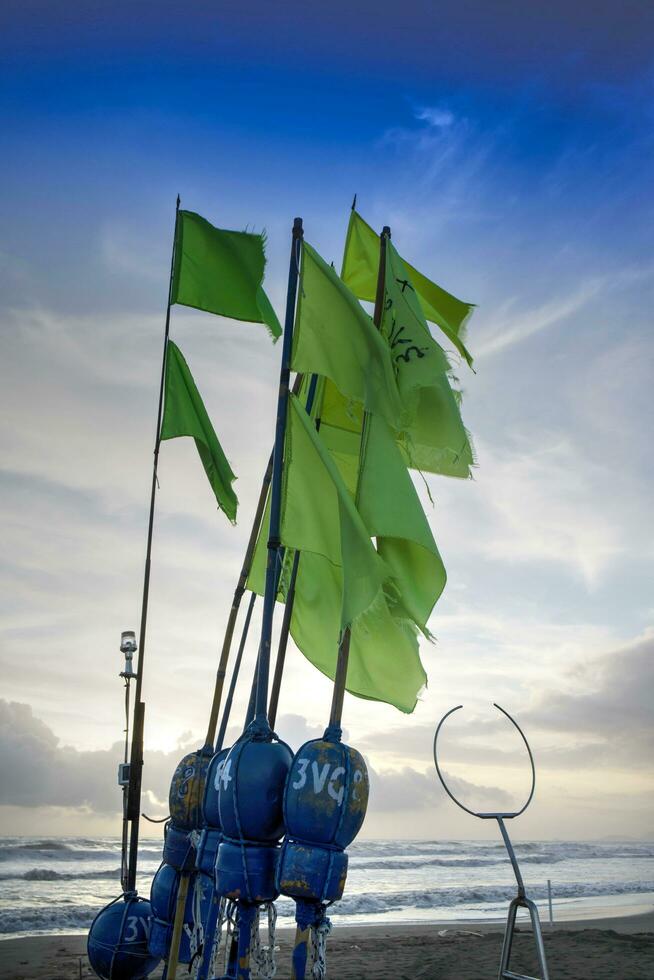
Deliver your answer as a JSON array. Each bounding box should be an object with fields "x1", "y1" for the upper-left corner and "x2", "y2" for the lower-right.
[{"x1": 0, "y1": 836, "x2": 652, "y2": 939}]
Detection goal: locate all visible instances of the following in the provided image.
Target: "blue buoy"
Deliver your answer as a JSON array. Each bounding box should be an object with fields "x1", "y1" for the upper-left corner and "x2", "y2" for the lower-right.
[
  {"x1": 218, "y1": 736, "x2": 293, "y2": 844},
  {"x1": 202, "y1": 746, "x2": 230, "y2": 829},
  {"x1": 162, "y1": 822, "x2": 196, "y2": 871},
  {"x1": 168, "y1": 747, "x2": 212, "y2": 831},
  {"x1": 87, "y1": 895, "x2": 160, "y2": 980},
  {"x1": 148, "y1": 863, "x2": 210, "y2": 964},
  {"x1": 278, "y1": 735, "x2": 370, "y2": 972}
]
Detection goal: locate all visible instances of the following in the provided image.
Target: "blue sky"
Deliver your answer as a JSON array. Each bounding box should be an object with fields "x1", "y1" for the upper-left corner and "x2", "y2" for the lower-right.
[{"x1": 0, "y1": 3, "x2": 652, "y2": 838}]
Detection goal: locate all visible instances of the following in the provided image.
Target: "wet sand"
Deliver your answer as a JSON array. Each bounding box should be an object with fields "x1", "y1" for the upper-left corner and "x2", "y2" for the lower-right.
[{"x1": 1, "y1": 911, "x2": 652, "y2": 979}]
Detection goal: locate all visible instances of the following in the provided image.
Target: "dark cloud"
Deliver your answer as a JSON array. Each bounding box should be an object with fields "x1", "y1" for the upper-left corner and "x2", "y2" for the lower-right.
[
  {"x1": 359, "y1": 635, "x2": 654, "y2": 776},
  {"x1": 0, "y1": 701, "x2": 511, "y2": 819},
  {"x1": 522, "y1": 633, "x2": 654, "y2": 768}
]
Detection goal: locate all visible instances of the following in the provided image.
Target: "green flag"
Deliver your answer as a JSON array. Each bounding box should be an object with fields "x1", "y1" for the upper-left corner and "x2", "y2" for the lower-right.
[
  {"x1": 160, "y1": 340, "x2": 238, "y2": 523},
  {"x1": 292, "y1": 242, "x2": 404, "y2": 428},
  {"x1": 247, "y1": 392, "x2": 439, "y2": 713},
  {"x1": 280, "y1": 393, "x2": 388, "y2": 629},
  {"x1": 342, "y1": 209, "x2": 474, "y2": 367},
  {"x1": 171, "y1": 210, "x2": 281, "y2": 340},
  {"x1": 357, "y1": 413, "x2": 446, "y2": 633},
  {"x1": 381, "y1": 241, "x2": 475, "y2": 478}
]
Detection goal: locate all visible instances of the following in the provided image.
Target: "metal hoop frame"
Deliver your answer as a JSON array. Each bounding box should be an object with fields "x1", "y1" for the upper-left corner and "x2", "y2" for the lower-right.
[{"x1": 432, "y1": 702, "x2": 536, "y2": 820}]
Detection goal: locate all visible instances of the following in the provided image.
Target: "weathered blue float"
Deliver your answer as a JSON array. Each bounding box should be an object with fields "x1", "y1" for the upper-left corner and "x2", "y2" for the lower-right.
[
  {"x1": 278, "y1": 735, "x2": 369, "y2": 977},
  {"x1": 87, "y1": 895, "x2": 160, "y2": 980}
]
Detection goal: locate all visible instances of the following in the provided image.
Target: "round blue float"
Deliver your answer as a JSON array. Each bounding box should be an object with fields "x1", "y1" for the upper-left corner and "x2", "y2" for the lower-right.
[
  {"x1": 278, "y1": 738, "x2": 369, "y2": 908},
  {"x1": 202, "y1": 747, "x2": 230, "y2": 829},
  {"x1": 162, "y1": 823, "x2": 196, "y2": 871},
  {"x1": 148, "y1": 863, "x2": 210, "y2": 964},
  {"x1": 218, "y1": 736, "x2": 293, "y2": 843},
  {"x1": 284, "y1": 739, "x2": 369, "y2": 848},
  {"x1": 87, "y1": 895, "x2": 160, "y2": 980},
  {"x1": 215, "y1": 839, "x2": 279, "y2": 903},
  {"x1": 168, "y1": 747, "x2": 212, "y2": 831}
]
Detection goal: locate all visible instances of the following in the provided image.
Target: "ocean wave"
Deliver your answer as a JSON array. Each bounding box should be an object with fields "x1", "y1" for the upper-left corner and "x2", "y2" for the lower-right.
[
  {"x1": 2, "y1": 879, "x2": 653, "y2": 936},
  {"x1": 0, "y1": 904, "x2": 102, "y2": 937},
  {"x1": 0, "y1": 867, "x2": 123, "y2": 882},
  {"x1": 334, "y1": 879, "x2": 654, "y2": 916}
]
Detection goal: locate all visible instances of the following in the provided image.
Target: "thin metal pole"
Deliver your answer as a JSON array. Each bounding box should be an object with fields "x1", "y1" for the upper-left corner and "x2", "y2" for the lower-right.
[
  {"x1": 497, "y1": 817, "x2": 526, "y2": 897},
  {"x1": 253, "y1": 218, "x2": 304, "y2": 726},
  {"x1": 327, "y1": 225, "x2": 390, "y2": 736},
  {"x1": 126, "y1": 194, "x2": 180, "y2": 894},
  {"x1": 547, "y1": 879, "x2": 554, "y2": 926}
]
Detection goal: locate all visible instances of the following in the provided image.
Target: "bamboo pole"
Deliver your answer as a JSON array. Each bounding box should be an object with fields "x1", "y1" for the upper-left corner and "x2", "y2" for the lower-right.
[{"x1": 125, "y1": 197, "x2": 180, "y2": 893}]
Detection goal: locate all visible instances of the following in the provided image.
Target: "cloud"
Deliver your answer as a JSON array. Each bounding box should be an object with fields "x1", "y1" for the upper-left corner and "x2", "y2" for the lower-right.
[
  {"x1": 415, "y1": 106, "x2": 455, "y2": 129},
  {"x1": 368, "y1": 762, "x2": 512, "y2": 814},
  {"x1": 523, "y1": 631, "x2": 654, "y2": 769},
  {"x1": 474, "y1": 278, "x2": 604, "y2": 357}
]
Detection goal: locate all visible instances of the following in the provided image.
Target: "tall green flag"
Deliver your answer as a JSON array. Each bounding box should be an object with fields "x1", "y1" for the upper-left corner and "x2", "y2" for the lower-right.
[
  {"x1": 342, "y1": 209, "x2": 474, "y2": 368},
  {"x1": 280, "y1": 393, "x2": 388, "y2": 629},
  {"x1": 171, "y1": 210, "x2": 282, "y2": 340},
  {"x1": 247, "y1": 391, "x2": 442, "y2": 713},
  {"x1": 292, "y1": 242, "x2": 404, "y2": 428},
  {"x1": 357, "y1": 412, "x2": 446, "y2": 634},
  {"x1": 160, "y1": 340, "x2": 238, "y2": 523},
  {"x1": 290, "y1": 241, "x2": 474, "y2": 478},
  {"x1": 247, "y1": 394, "x2": 429, "y2": 712},
  {"x1": 381, "y1": 241, "x2": 475, "y2": 478}
]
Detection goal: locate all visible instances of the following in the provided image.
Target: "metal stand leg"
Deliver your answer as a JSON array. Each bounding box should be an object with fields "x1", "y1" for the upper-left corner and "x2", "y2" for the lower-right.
[{"x1": 498, "y1": 897, "x2": 550, "y2": 980}]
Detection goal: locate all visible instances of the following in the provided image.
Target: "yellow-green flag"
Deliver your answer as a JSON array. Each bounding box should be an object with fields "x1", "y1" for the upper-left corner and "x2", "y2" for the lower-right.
[
  {"x1": 292, "y1": 242, "x2": 404, "y2": 428},
  {"x1": 160, "y1": 340, "x2": 238, "y2": 523},
  {"x1": 171, "y1": 210, "x2": 281, "y2": 340},
  {"x1": 381, "y1": 241, "x2": 475, "y2": 478},
  {"x1": 342, "y1": 209, "x2": 474, "y2": 367},
  {"x1": 357, "y1": 413, "x2": 446, "y2": 633},
  {"x1": 247, "y1": 394, "x2": 430, "y2": 712},
  {"x1": 281, "y1": 393, "x2": 389, "y2": 628},
  {"x1": 247, "y1": 388, "x2": 442, "y2": 713}
]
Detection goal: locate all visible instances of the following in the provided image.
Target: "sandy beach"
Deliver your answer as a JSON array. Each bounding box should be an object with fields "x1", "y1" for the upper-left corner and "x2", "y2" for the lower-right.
[{"x1": 1, "y1": 911, "x2": 652, "y2": 980}]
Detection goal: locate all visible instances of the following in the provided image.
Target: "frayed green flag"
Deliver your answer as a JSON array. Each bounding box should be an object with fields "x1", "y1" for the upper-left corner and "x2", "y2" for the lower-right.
[
  {"x1": 247, "y1": 389, "x2": 440, "y2": 713},
  {"x1": 171, "y1": 210, "x2": 281, "y2": 340},
  {"x1": 381, "y1": 241, "x2": 475, "y2": 478},
  {"x1": 246, "y1": 394, "x2": 429, "y2": 712},
  {"x1": 292, "y1": 242, "x2": 404, "y2": 428},
  {"x1": 342, "y1": 209, "x2": 474, "y2": 367},
  {"x1": 280, "y1": 393, "x2": 387, "y2": 629},
  {"x1": 357, "y1": 412, "x2": 446, "y2": 634},
  {"x1": 160, "y1": 340, "x2": 238, "y2": 523}
]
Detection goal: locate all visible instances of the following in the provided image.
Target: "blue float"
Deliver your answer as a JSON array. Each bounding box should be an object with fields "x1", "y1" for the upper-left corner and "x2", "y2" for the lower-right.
[
  {"x1": 148, "y1": 862, "x2": 210, "y2": 964},
  {"x1": 218, "y1": 736, "x2": 293, "y2": 845},
  {"x1": 278, "y1": 736, "x2": 369, "y2": 976},
  {"x1": 168, "y1": 747, "x2": 212, "y2": 831},
  {"x1": 162, "y1": 822, "x2": 196, "y2": 871},
  {"x1": 87, "y1": 895, "x2": 160, "y2": 980}
]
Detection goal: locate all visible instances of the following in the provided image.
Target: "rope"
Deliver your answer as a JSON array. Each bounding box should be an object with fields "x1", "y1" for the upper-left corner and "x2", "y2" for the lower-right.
[
  {"x1": 250, "y1": 902, "x2": 277, "y2": 979},
  {"x1": 310, "y1": 910, "x2": 332, "y2": 980}
]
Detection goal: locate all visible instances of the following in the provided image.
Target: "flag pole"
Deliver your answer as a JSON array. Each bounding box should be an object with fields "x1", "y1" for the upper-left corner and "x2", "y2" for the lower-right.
[
  {"x1": 204, "y1": 368, "x2": 305, "y2": 749},
  {"x1": 267, "y1": 373, "x2": 321, "y2": 727},
  {"x1": 252, "y1": 217, "x2": 303, "y2": 729},
  {"x1": 326, "y1": 224, "x2": 391, "y2": 738},
  {"x1": 125, "y1": 195, "x2": 181, "y2": 895},
  {"x1": 203, "y1": 451, "x2": 272, "y2": 748}
]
